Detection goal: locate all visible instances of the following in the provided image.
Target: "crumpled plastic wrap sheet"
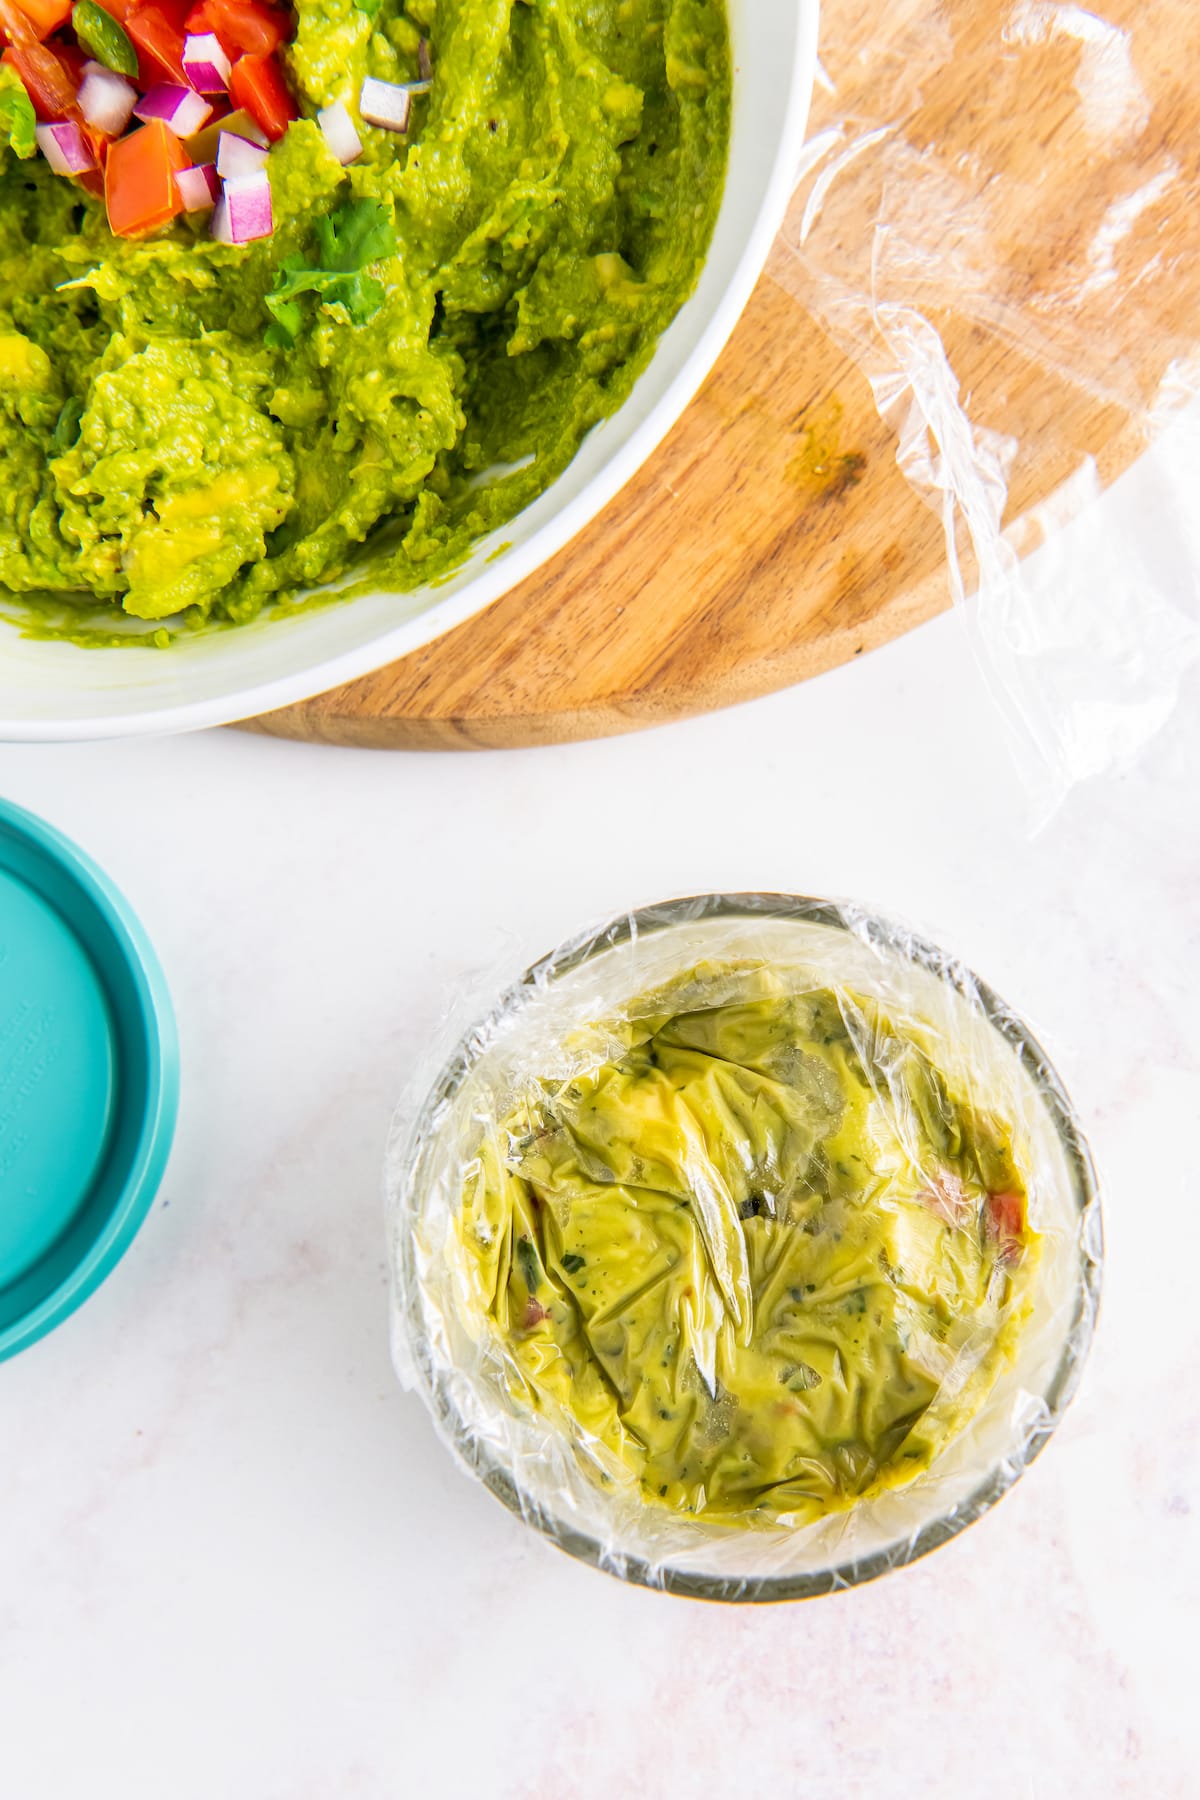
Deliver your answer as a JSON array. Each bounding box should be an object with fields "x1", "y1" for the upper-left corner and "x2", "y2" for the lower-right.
[
  {"x1": 773, "y1": 0, "x2": 1200, "y2": 819},
  {"x1": 387, "y1": 896, "x2": 1102, "y2": 1600}
]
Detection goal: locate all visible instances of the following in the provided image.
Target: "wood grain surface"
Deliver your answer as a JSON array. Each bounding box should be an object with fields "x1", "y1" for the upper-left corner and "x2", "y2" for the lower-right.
[{"x1": 243, "y1": 0, "x2": 1197, "y2": 750}]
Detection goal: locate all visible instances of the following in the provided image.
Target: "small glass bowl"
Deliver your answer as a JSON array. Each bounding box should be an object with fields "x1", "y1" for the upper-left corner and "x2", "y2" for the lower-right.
[{"x1": 388, "y1": 894, "x2": 1102, "y2": 1602}]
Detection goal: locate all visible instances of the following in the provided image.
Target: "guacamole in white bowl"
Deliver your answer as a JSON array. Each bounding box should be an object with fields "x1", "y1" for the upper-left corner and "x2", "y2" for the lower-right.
[
  {"x1": 0, "y1": 1, "x2": 817, "y2": 738},
  {"x1": 1, "y1": 0, "x2": 730, "y2": 637}
]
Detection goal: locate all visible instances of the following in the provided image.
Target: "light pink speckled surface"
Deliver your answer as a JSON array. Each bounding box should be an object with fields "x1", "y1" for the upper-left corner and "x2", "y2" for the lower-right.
[{"x1": 0, "y1": 448, "x2": 1196, "y2": 1797}]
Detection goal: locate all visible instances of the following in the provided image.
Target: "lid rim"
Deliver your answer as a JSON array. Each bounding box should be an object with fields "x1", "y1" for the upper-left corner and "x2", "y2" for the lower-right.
[{"x1": 0, "y1": 798, "x2": 178, "y2": 1361}]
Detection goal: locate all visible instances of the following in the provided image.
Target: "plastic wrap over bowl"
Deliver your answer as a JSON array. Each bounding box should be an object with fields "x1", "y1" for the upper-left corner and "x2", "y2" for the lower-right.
[{"x1": 387, "y1": 894, "x2": 1101, "y2": 1601}]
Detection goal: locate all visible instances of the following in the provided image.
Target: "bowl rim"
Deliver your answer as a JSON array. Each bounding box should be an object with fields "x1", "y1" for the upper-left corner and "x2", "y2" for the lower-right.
[
  {"x1": 4, "y1": 1, "x2": 822, "y2": 742},
  {"x1": 392, "y1": 891, "x2": 1104, "y2": 1604}
]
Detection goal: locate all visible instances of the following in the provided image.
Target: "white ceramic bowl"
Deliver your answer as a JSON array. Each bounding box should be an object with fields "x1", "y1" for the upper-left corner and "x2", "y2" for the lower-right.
[{"x1": 0, "y1": 1, "x2": 819, "y2": 741}]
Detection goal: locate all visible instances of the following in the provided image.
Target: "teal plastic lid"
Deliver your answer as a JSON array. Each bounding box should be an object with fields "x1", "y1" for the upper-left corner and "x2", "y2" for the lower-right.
[{"x1": 0, "y1": 798, "x2": 178, "y2": 1361}]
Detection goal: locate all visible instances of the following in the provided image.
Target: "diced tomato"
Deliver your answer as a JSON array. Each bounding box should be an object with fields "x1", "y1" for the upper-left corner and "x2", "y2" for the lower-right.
[
  {"x1": 6, "y1": 39, "x2": 110, "y2": 163},
  {"x1": 0, "y1": 0, "x2": 36, "y2": 45},
  {"x1": 55, "y1": 37, "x2": 88, "y2": 83},
  {"x1": 2, "y1": 38, "x2": 77, "y2": 118},
  {"x1": 102, "y1": 0, "x2": 191, "y2": 25},
  {"x1": 105, "y1": 116, "x2": 187, "y2": 235},
  {"x1": 228, "y1": 50, "x2": 293, "y2": 140},
  {"x1": 985, "y1": 1190, "x2": 1025, "y2": 1242},
  {"x1": 1, "y1": 0, "x2": 72, "y2": 41},
  {"x1": 125, "y1": 5, "x2": 187, "y2": 84},
  {"x1": 188, "y1": 0, "x2": 284, "y2": 58},
  {"x1": 152, "y1": 0, "x2": 193, "y2": 29},
  {"x1": 183, "y1": 0, "x2": 234, "y2": 58},
  {"x1": 222, "y1": 0, "x2": 287, "y2": 53}
]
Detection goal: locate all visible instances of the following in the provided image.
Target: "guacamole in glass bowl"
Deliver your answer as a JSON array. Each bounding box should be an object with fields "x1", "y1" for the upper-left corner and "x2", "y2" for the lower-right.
[
  {"x1": 389, "y1": 895, "x2": 1102, "y2": 1601},
  {"x1": 0, "y1": 0, "x2": 730, "y2": 641}
]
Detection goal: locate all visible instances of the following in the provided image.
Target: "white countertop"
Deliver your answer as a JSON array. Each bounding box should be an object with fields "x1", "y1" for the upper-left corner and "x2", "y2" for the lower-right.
[{"x1": 1, "y1": 561, "x2": 1197, "y2": 1794}]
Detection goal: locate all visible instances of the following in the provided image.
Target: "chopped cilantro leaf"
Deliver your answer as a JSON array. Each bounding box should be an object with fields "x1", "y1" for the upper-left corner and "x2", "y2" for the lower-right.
[
  {"x1": 0, "y1": 68, "x2": 36, "y2": 161},
  {"x1": 50, "y1": 397, "x2": 83, "y2": 455},
  {"x1": 515, "y1": 1236, "x2": 540, "y2": 1293},
  {"x1": 264, "y1": 197, "x2": 398, "y2": 347}
]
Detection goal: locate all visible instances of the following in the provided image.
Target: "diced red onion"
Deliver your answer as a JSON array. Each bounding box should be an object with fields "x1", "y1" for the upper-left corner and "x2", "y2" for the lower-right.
[
  {"x1": 359, "y1": 76, "x2": 419, "y2": 132},
  {"x1": 215, "y1": 170, "x2": 273, "y2": 244},
  {"x1": 316, "y1": 99, "x2": 362, "y2": 165},
  {"x1": 78, "y1": 64, "x2": 136, "y2": 137},
  {"x1": 35, "y1": 121, "x2": 97, "y2": 176},
  {"x1": 181, "y1": 32, "x2": 231, "y2": 95},
  {"x1": 216, "y1": 129, "x2": 268, "y2": 178},
  {"x1": 175, "y1": 162, "x2": 220, "y2": 211},
  {"x1": 134, "y1": 83, "x2": 212, "y2": 139}
]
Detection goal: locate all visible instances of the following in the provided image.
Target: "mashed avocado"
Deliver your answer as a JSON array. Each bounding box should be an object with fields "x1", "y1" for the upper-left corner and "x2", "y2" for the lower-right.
[
  {"x1": 0, "y1": 0, "x2": 729, "y2": 638},
  {"x1": 459, "y1": 976, "x2": 1036, "y2": 1525}
]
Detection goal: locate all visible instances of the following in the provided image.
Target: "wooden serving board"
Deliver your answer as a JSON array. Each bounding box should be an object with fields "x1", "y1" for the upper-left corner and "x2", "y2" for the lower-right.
[{"x1": 243, "y1": 0, "x2": 1199, "y2": 750}]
